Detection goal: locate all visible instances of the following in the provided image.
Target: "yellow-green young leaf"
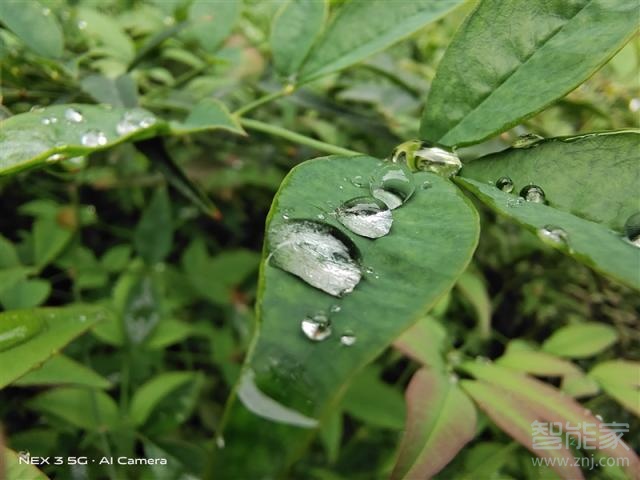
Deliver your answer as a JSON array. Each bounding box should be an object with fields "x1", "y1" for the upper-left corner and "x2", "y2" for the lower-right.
[
  {"x1": 28, "y1": 387, "x2": 119, "y2": 432},
  {"x1": 3, "y1": 448, "x2": 48, "y2": 480},
  {"x1": 460, "y1": 131, "x2": 640, "y2": 231},
  {"x1": 169, "y1": 98, "x2": 245, "y2": 135},
  {"x1": 210, "y1": 156, "x2": 479, "y2": 478},
  {"x1": 392, "y1": 369, "x2": 476, "y2": 480},
  {"x1": 393, "y1": 316, "x2": 448, "y2": 371},
  {"x1": 298, "y1": 0, "x2": 464, "y2": 83},
  {"x1": 541, "y1": 323, "x2": 619, "y2": 358},
  {"x1": 421, "y1": 0, "x2": 639, "y2": 147},
  {"x1": 186, "y1": 0, "x2": 240, "y2": 52},
  {"x1": 461, "y1": 362, "x2": 640, "y2": 474},
  {"x1": 0, "y1": 0, "x2": 63, "y2": 58},
  {"x1": 270, "y1": 0, "x2": 327, "y2": 77},
  {"x1": 561, "y1": 372, "x2": 600, "y2": 399},
  {"x1": 0, "y1": 306, "x2": 110, "y2": 389},
  {"x1": 461, "y1": 380, "x2": 583, "y2": 480},
  {"x1": 456, "y1": 269, "x2": 491, "y2": 338},
  {"x1": 13, "y1": 355, "x2": 111, "y2": 389},
  {"x1": 497, "y1": 346, "x2": 582, "y2": 377},
  {"x1": 456, "y1": 177, "x2": 640, "y2": 290},
  {"x1": 589, "y1": 361, "x2": 640, "y2": 417}
]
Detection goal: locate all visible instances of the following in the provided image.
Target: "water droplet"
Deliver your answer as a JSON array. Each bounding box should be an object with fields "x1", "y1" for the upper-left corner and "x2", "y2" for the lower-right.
[
  {"x1": 41, "y1": 116, "x2": 58, "y2": 125},
  {"x1": 537, "y1": 225, "x2": 569, "y2": 249},
  {"x1": 215, "y1": 435, "x2": 225, "y2": 449},
  {"x1": 335, "y1": 196, "x2": 392, "y2": 239},
  {"x1": 64, "y1": 108, "x2": 84, "y2": 123},
  {"x1": 329, "y1": 305, "x2": 341, "y2": 313},
  {"x1": 0, "y1": 314, "x2": 44, "y2": 352},
  {"x1": 301, "y1": 312, "x2": 332, "y2": 341},
  {"x1": 370, "y1": 163, "x2": 415, "y2": 210},
  {"x1": 340, "y1": 331, "x2": 356, "y2": 346},
  {"x1": 520, "y1": 185, "x2": 546, "y2": 203},
  {"x1": 512, "y1": 133, "x2": 544, "y2": 148},
  {"x1": 350, "y1": 175, "x2": 365, "y2": 187},
  {"x1": 495, "y1": 176, "x2": 514, "y2": 193},
  {"x1": 364, "y1": 266, "x2": 375, "y2": 275},
  {"x1": 420, "y1": 180, "x2": 432, "y2": 190},
  {"x1": 163, "y1": 16, "x2": 175, "y2": 26},
  {"x1": 316, "y1": 213, "x2": 325, "y2": 220},
  {"x1": 42, "y1": 7, "x2": 51, "y2": 16},
  {"x1": 507, "y1": 197, "x2": 524, "y2": 208},
  {"x1": 282, "y1": 208, "x2": 293, "y2": 220},
  {"x1": 623, "y1": 212, "x2": 640, "y2": 247},
  {"x1": 412, "y1": 142, "x2": 461, "y2": 177},
  {"x1": 629, "y1": 98, "x2": 640, "y2": 113},
  {"x1": 46, "y1": 153, "x2": 65, "y2": 163},
  {"x1": 116, "y1": 109, "x2": 157, "y2": 136},
  {"x1": 77, "y1": 20, "x2": 87, "y2": 30},
  {"x1": 81, "y1": 129, "x2": 108, "y2": 147},
  {"x1": 449, "y1": 374, "x2": 459, "y2": 384},
  {"x1": 267, "y1": 220, "x2": 362, "y2": 297}
]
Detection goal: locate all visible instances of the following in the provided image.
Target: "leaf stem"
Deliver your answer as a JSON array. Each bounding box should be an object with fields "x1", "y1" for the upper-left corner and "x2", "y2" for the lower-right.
[
  {"x1": 240, "y1": 118, "x2": 363, "y2": 157},
  {"x1": 233, "y1": 89, "x2": 290, "y2": 117}
]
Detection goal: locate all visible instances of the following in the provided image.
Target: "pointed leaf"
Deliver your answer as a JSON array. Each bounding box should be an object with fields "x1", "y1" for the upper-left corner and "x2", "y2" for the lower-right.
[
  {"x1": 0, "y1": 0, "x2": 63, "y2": 58},
  {"x1": 134, "y1": 188, "x2": 173, "y2": 265},
  {"x1": 393, "y1": 316, "x2": 448, "y2": 371},
  {"x1": 456, "y1": 269, "x2": 491, "y2": 338},
  {"x1": 186, "y1": 0, "x2": 240, "y2": 52},
  {"x1": 392, "y1": 369, "x2": 476, "y2": 479},
  {"x1": 589, "y1": 361, "x2": 640, "y2": 416},
  {"x1": 169, "y1": 98, "x2": 245, "y2": 135},
  {"x1": 421, "y1": 0, "x2": 639, "y2": 146},
  {"x1": 13, "y1": 355, "x2": 111, "y2": 389},
  {"x1": 497, "y1": 341, "x2": 582, "y2": 377},
  {"x1": 456, "y1": 177, "x2": 640, "y2": 290},
  {"x1": 542, "y1": 323, "x2": 619, "y2": 358},
  {"x1": 460, "y1": 131, "x2": 640, "y2": 230}
]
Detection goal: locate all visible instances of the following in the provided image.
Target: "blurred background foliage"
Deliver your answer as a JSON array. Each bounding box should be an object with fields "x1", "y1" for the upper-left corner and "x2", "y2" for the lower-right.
[{"x1": 0, "y1": 0, "x2": 638, "y2": 479}]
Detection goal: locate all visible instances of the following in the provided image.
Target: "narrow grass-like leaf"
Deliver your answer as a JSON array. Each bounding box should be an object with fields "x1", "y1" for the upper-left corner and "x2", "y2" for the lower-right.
[
  {"x1": 421, "y1": 0, "x2": 639, "y2": 146},
  {"x1": 542, "y1": 323, "x2": 619, "y2": 358}
]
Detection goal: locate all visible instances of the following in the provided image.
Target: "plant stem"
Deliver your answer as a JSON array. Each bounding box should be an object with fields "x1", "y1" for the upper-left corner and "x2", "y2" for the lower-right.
[
  {"x1": 240, "y1": 118, "x2": 363, "y2": 157},
  {"x1": 233, "y1": 89, "x2": 290, "y2": 117}
]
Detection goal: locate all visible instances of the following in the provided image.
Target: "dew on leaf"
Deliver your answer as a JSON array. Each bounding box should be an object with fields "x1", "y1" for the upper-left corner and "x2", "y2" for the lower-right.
[
  {"x1": 335, "y1": 196, "x2": 392, "y2": 239},
  {"x1": 340, "y1": 331, "x2": 356, "y2": 346},
  {"x1": 301, "y1": 312, "x2": 332, "y2": 341},
  {"x1": 495, "y1": 176, "x2": 514, "y2": 193},
  {"x1": 350, "y1": 175, "x2": 366, "y2": 187},
  {"x1": 370, "y1": 163, "x2": 415, "y2": 210},
  {"x1": 537, "y1": 225, "x2": 569, "y2": 249},
  {"x1": 41, "y1": 116, "x2": 58, "y2": 125},
  {"x1": 520, "y1": 184, "x2": 546, "y2": 203},
  {"x1": 0, "y1": 314, "x2": 44, "y2": 352},
  {"x1": 623, "y1": 211, "x2": 640, "y2": 248},
  {"x1": 330, "y1": 304, "x2": 341, "y2": 313},
  {"x1": 512, "y1": 133, "x2": 544, "y2": 148},
  {"x1": 267, "y1": 220, "x2": 362, "y2": 297},
  {"x1": 81, "y1": 129, "x2": 108, "y2": 147},
  {"x1": 116, "y1": 109, "x2": 157, "y2": 136},
  {"x1": 420, "y1": 180, "x2": 432, "y2": 190},
  {"x1": 64, "y1": 108, "x2": 84, "y2": 123},
  {"x1": 412, "y1": 141, "x2": 461, "y2": 177}
]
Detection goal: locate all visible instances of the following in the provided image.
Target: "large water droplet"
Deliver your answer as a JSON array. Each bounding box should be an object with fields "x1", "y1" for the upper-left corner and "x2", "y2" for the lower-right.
[
  {"x1": 538, "y1": 225, "x2": 569, "y2": 248},
  {"x1": 340, "y1": 331, "x2": 356, "y2": 346},
  {"x1": 0, "y1": 314, "x2": 44, "y2": 352},
  {"x1": 412, "y1": 142, "x2": 461, "y2": 177},
  {"x1": 335, "y1": 196, "x2": 392, "y2": 239},
  {"x1": 495, "y1": 176, "x2": 514, "y2": 193},
  {"x1": 301, "y1": 312, "x2": 332, "y2": 341},
  {"x1": 623, "y1": 212, "x2": 640, "y2": 247},
  {"x1": 370, "y1": 163, "x2": 415, "y2": 210},
  {"x1": 520, "y1": 184, "x2": 546, "y2": 203},
  {"x1": 512, "y1": 133, "x2": 544, "y2": 148},
  {"x1": 81, "y1": 129, "x2": 108, "y2": 147},
  {"x1": 116, "y1": 109, "x2": 156, "y2": 136},
  {"x1": 64, "y1": 108, "x2": 84, "y2": 123},
  {"x1": 268, "y1": 220, "x2": 362, "y2": 297}
]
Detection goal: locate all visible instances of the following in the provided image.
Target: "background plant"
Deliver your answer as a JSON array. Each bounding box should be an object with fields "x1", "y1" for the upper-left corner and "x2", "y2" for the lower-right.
[{"x1": 0, "y1": 0, "x2": 638, "y2": 479}]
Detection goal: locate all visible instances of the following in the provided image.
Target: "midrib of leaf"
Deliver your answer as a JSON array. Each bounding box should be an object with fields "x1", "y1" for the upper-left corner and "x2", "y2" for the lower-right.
[{"x1": 438, "y1": 1, "x2": 592, "y2": 144}]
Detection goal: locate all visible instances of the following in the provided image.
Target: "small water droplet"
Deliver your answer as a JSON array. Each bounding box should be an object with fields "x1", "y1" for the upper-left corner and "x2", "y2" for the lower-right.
[
  {"x1": 282, "y1": 208, "x2": 293, "y2": 220},
  {"x1": 338, "y1": 185, "x2": 344, "y2": 190},
  {"x1": 520, "y1": 184, "x2": 546, "y2": 203},
  {"x1": 77, "y1": 20, "x2": 88, "y2": 30},
  {"x1": 301, "y1": 312, "x2": 332, "y2": 341},
  {"x1": 0, "y1": 314, "x2": 44, "y2": 352},
  {"x1": 629, "y1": 98, "x2": 640, "y2": 113},
  {"x1": 116, "y1": 109, "x2": 156, "y2": 136},
  {"x1": 412, "y1": 141, "x2": 461, "y2": 177},
  {"x1": 46, "y1": 153, "x2": 65, "y2": 163},
  {"x1": 215, "y1": 435, "x2": 225, "y2": 449},
  {"x1": 595, "y1": 414, "x2": 604, "y2": 422},
  {"x1": 335, "y1": 196, "x2": 392, "y2": 239},
  {"x1": 330, "y1": 305, "x2": 341, "y2": 313},
  {"x1": 507, "y1": 197, "x2": 524, "y2": 208},
  {"x1": 340, "y1": 331, "x2": 356, "y2": 346},
  {"x1": 81, "y1": 129, "x2": 108, "y2": 147},
  {"x1": 350, "y1": 175, "x2": 366, "y2": 187},
  {"x1": 512, "y1": 133, "x2": 544, "y2": 148},
  {"x1": 268, "y1": 220, "x2": 362, "y2": 297},
  {"x1": 364, "y1": 266, "x2": 375, "y2": 275},
  {"x1": 495, "y1": 176, "x2": 514, "y2": 193},
  {"x1": 623, "y1": 212, "x2": 640, "y2": 248},
  {"x1": 370, "y1": 163, "x2": 415, "y2": 210},
  {"x1": 41, "y1": 116, "x2": 58, "y2": 125},
  {"x1": 65, "y1": 108, "x2": 84, "y2": 123},
  {"x1": 537, "y1": 225, "x2": 569, "y2": 249},
  {"x1": 42, "y1": 7, "x2": 51, "y2": 16},
  {"x1": 420, "y1": 180, "x2": 432, "y2": 190}
]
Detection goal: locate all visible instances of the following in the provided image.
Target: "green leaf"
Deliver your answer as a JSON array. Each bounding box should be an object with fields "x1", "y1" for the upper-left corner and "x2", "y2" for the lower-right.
[
  {"x1": 421, "y1": 0, "x2": 640, "y2": 146},
  {"x1": 186, "y1": 0, "x2": 240, "y2": 52},
  {"x1": 76, "y1": 7, "x2": 134, "y2": 63},
  {"x1": 298, "y1": 0, "x2": 464, "y2": 83},
  {"x1": 270, "y1": 0, "x2": 327, "y2": 77},
  {"x1": 28, "y1": 386, "x2": 119, "y2": 432},
  {"x1": 541, "y1": 323, "x2": 618, "y2": 358},
  {"x1": 589, "y1": 361, "x2": 640, "y2": 416},
  {"x1": 456, "y1": 177, "x2": 640, "y2": 290},
  {"x1": 0, "y1": 306, "x2": 109, "y2": 389},
  {"x1": 461, "y1": 380, "x2": 584, "y2": 480},
  {"x1": 122, "y1": 273, "x2": 162, "y2": 345},
  {"x1": 0, "y1": 279, "x2": 51, "y2": 310},
  {"x1": 13, "y1": 355, "x2": 111, "y2": 389},
  {"x1": 212, "y1": 155, "x2": 479, "y2": 477},
  {"x1": 0, "y1": 235, "x2": 20, "y2": 268},
  {"x1": 460, "y1": 131, "x2": 640, "y2": 230},
  {"x1": 0, "y1": 267, "x2": 31, "y2": 295},
  {"x1": 456, "y1": 269, "x2": 491, "y2": 338},
  {"x1": 80, "y1": 74, "x2": 138, "y2": 108},
  {"x1": 391, "y1": 368, "x2": 476, "y2": 479},
  {"x1": 33, "y1": 217, "x2": 73, "y2": 268},
  {"x1": 497, "y1": 343, "x2": 582, "y2": 376},
  {"x1": 129, "y1": 371, "x2": 198, "y2": 426},
  {"x1": 393, "y1": 316, "x2": 448, "y2": 371},
  {"x1": 0, "y1": 0, "x2": 63, "y2": 58},
  {"x1": 170, "y1": 98, "x2": 245, "y2": 135},
  {"x1": 134, "y1": 188, "x2": 173, "y2": 265},
  {"x1": 3, "y1": 448, "x2": 48, "y2": 480},
  {"x1": 0, "y1": 104, "x2": 158, "y2": 176}
]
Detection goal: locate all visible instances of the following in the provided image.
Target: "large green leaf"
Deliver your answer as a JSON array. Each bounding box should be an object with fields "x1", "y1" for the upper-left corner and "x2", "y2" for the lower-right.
[
  {"x1": 421, "y1": 0, "x2": 639, "y2": 146},
  {"x1": 297, "y1": 0, "x2": 464, "y2": 83},
  {"x1": 0, "y1": 305, "x2": 110, "y2": 389},
  {"x1": 391, "y1": 368, "x2": 476, "y2": 479},
  {"x1": 13, "y1": 355, "x2": 111, "y2": 389},
  {"x1": 456, "y1": 177, "x2": 640, "y2": 290},
  {"x1": 210, "y1": 155, "x2": 479, "y2": 477},
  {"x1": 460, "y1": 131, "x2": 640, "y2": 230},
  {"x1": 0, "y1": 0, "x2": 63, "y2": 58},
  {"x1": 541, "y1": 322, "x2": 619, "y2": 358},
  {"x1": 186, "y1": 0, "x2": 240, "y2": 52},
  {"x1": 270, "y1": 0, "x2": 327, "y2": 77}
]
